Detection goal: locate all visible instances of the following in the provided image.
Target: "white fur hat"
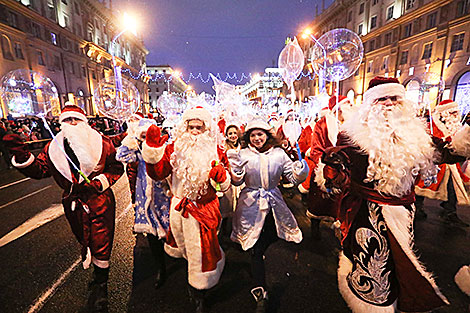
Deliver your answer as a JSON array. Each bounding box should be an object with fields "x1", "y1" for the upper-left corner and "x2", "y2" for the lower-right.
[
  {"x1": 182, "y1": 106, "x2": 213, "y2": 126},
  {"x1": 245, "y1": 119, "x2": 273, "y2": 133}
]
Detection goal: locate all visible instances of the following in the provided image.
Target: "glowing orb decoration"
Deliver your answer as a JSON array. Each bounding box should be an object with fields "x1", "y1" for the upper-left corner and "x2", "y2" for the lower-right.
[
  {"x1": 278, "y1": 37, "x2": 305, "y2": 90},
  {"x1": 0, "y1": 69, "x2": 60, "y2": 117},
  {"x1": 310, "y1": 28, "x2": 363, "y2": 82},
  {"x1": 94, "y1": 76, "x2": 140, "y2": 121},
  {"x1": 405, "y1": 72, "x2": 445, "y2": 108},
  {"x1": 156, "y1": 92, "x2": 186, "y2": 120}
]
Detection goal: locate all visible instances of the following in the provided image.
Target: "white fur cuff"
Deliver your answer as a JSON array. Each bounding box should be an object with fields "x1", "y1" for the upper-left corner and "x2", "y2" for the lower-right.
[
  {"x1": 230, "y1": 168, "x2": 245, "y2": 186},
  {"x1": 93, "y1": 174, "x2": 110, "y2": 192},
  {"x1": 314, "y1": 161, "x2": 328, "y2": 192},
  {"x1": 449, "y1": 124, "x2": 470, "y2": 157},
  {"x1": 298, "y1": 183, "x2": 309, "y2": 194},
  {"x1": 142, "y1": 142, "x2": 165, "y2": 164},
  {"x1": 11, "y1": 154, "x2": 35, "y2": 168},
  {"x1": 455, "y1": 265, "x2": 470, "y2": 296}
]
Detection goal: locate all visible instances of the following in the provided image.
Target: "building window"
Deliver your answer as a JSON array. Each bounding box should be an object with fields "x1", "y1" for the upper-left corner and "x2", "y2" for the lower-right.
[
  {"x1": 358, "y1": 24, "x2": 363, "y2": 35},
  {"x1": 367, "y1": 61, "x2": 373, "y2": 73},
  {"x1": 14, "y1": 42, "x2": 24, "y2": 59},
  {"x1": 451, "y1": 33, "x2": 465, "y2": 52},
  {"x1": 37, "y1": 50, "x2": 45, "y2": 65},
  {"x1": 384, "y1": 32, "x2": 392, "y2": 45},
  {"x1": 457, "y1": 1, "x2": 468, "y2": 17},
  {"x1": 386, "y1": 6, "x2": 394, "y2": 20},
  {"x1": 81, "y1": 65, "x2": 86, "y2": 77},
  {"x1": 426, "y1": 12, "x2": 437, "y2": 29},
  {"x1": 400, "y1": 50, "x2": 409, "y2": 65},
  {"x1": 68, "y1": 62, "x2": 75, "y2": 74},
  {"x1": 382, "y1": 56, "x2": 389, "y2": 70},
  {"x1": 1, "y1": 35, "x2": 14, "y2": 60},
  {"x1": 422, "y1": 42, "x2": 433, "y2": 59},
  {"x1": 51, "y1": 32, "x2": 57, "y2": 45},
  {"x1": 32, "y1": 23, "x2": 42, "y2": 39},
  {"x1": 372, "y1": 0, "x2": 378, "y2": 5},
  {"x1": 63, "y1": 15, "x2": 69, "y2": 29},
  {"x1": 370, "y1": 16, "x2": 377, "y2": 29},
  {"x1": 47, "y1": 0, "x2": 56, "y2": 20},
  {"x1": 369, "y1": 40, "x2": 375, "y2": 51},
  {"x1": 74, "y1": 1, "x2": 80, "y2": 14},
  {"x1": 359, "y1": 3, "x2": 365, "y2": 14},
  {"x1": 406, "y1": 0, "x2": 415, "y2": 10},
  {"x1": 348, "y1": 11, "x2": 353, "y2": 22},
  {"x1": 404, "y1": 23, "x2": 412, "y2": 38},
  {"x1": 7, "y1": 11, "x2": 18, "y2": 28}
]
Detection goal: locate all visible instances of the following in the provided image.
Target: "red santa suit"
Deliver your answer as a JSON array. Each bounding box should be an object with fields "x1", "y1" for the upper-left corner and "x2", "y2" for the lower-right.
[
  {"x1": 10, "y1": 107, "x2": 124, "y2": 268},
  {"x1": 143, "y1": 107, "x2": 231, "y2": 290},
  {"x1": 415, "y1": 100, "x2": 470, "y2": 205}
]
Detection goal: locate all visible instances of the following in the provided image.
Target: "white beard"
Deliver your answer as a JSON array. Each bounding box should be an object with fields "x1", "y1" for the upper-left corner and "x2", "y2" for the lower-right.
[
  {"x1": 170, "y1": 131, "x2": 218, "y2": 200},
  {"x1": 61, "y1": 122, "x2": 98, "y2": 174},
  {"x1": 342, "y1": 100, "x2": 438, "y2": 197},
  {"x1": 433, "y1": 111, "x2": 461, "y2": 137}
]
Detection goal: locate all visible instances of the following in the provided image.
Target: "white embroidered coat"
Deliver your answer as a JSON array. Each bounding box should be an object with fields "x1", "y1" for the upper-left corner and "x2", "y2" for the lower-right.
[{"x1": 230, "y1": 146, "x2": 308, "y2": 250}]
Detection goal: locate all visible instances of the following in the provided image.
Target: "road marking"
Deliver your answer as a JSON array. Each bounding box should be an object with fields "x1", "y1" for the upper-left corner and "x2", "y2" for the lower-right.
[
  {"x1": 0, "y1": 185, "x2": 52, "y2": 210},
  {"x1": 26, "y1": 202, "x2": 133, "y2": 313},
  {"x1": 0, "y1": 177, "x2": 30, "y2": 190},
  {"x1": 0, "y1": 204, "x2": 64, "y2": 248}
]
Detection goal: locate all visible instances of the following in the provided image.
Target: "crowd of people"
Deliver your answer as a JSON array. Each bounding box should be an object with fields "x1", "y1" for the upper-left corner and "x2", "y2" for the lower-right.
[{"x1": 2, "y1": 76, "x2": 470, "y2": 313}]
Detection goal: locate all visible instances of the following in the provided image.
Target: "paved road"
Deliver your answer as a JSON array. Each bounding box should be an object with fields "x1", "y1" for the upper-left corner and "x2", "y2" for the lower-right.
[{"x1": 0, "y1": 168, "x2": 469, "y2": 313}]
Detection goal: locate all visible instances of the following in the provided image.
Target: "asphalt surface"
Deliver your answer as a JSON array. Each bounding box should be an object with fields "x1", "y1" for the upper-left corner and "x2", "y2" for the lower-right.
[{"x1": 0, "y1": 166, "x2": 469, "y2": 313}]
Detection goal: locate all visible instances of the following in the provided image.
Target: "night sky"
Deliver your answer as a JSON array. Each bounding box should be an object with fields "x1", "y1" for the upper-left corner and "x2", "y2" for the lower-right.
[{"x1": 112, "y1": 0, "x2": 333, "y2": 93}]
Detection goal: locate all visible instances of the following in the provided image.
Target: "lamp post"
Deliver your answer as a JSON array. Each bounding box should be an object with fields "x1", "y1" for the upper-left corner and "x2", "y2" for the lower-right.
[
  {"x1": 111, "y1": 13, "x2": 137, "y2": 113},
  {"x1": 301, "y1": 28, "x2": 327, "y2": 94}
]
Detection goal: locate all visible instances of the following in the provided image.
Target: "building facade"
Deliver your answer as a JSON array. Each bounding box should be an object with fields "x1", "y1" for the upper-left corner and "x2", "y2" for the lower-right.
[
  {"x1": 236, "y1": 68, "x2": 284, "y2": 106},
  {"x1": 0, "y1": 0, "x2": 149, "y2": 118},
  {"x1": 297, "y1": 0, "x2": 470, "y2": 113},
  {"x1": 145, "y1": 65, "x2": 190, "y2": 113}
]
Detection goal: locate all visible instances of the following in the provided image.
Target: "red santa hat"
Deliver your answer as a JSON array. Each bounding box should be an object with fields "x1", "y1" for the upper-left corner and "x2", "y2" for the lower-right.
[
  {"x1": 328, "y1": 95, "x2": 348, "y2": 111},
  {"x1": 218, "y1": 118, "x2": 226, "y2": 134},
  {"x1": 182, "y1": 106, "x2": 213, "y2": 126},
  {"x1": 433, "y1": 99, "x2": 459, "y2": 114},
  {"x1": 59, "y1": 105, "x2": 87, "y2": 123},
  {"x1": 318, "y1": 107, "x2": 330, "y2": 118},
  {"x1": 147, "y1": 113, "x2": 154, "y2": 119},
  {"x1": 286, "y1": 109, "x2": 294, "y2": 116},
  {"x1": 131, "y1": 112, "x2": 144, "y2": 120},
  {"x1": 363, "y1": 76, "x2": 405, "y2": 106}
]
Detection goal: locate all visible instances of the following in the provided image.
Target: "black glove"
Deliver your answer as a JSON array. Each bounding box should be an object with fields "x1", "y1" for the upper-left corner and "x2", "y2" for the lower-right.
[{"x1": 2, "y1": 134, "x2": 31, "y2": 163}]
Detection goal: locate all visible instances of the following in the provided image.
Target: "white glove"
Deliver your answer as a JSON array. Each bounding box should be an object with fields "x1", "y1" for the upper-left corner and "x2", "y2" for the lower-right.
[{"x1": 293, "y1": 159, "x2": 308, "y2": 176}]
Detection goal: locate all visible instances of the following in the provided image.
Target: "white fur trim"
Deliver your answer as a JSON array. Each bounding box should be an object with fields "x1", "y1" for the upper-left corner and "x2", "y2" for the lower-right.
[
  {"x1": 298, "y1": 183, "x2": 309, "y2": 194},
  {"x1": 93, "y1": 174, "x2": 110, "y2": 192},
  {"x1": 92, "y1": 257, "x2": 109, "y2": 268},
  {"x1": 58, "y1": 111, "x2": 87, "y2": 123},
  {"x1": 121, "y1": 134, "x2": 139, "y2": 151},
  {"x1": 434, "y1": 101, "x2": 458, "y2": 114},
  {"x1": 210, "y1": 171, "x2": 231, "y2": 192},
  {"x1": 363, "y1": 83, "x2": 405, "y2": 106},
  {"x1": 182, "y1": 107, "x2": 213, "y2": 126},
  {"x1": 338, "y1": 252, "x2": 396, "y2": 313},
  {"x1": 455, "y1": 265, "x2": 470, "y2": 296},
  {"x1": 325, "y1": 112, "x2": 339, "y2": 146},
  {"x1": 381, "y1": 204, "x2": 449, "y2": 305},
  {"x1": 449, "y1": 124, "x2": 470, "y2": 157},
  {"x1": 415, "y1": 166, "x2": 450, "y2": 201},
  {"x1": 305, "y1": 147, "x2": 311, "y2": 158},
  {"x1": 330, "y1": 97, "x2": 351, "y2": 112},
  {"x1": 314, "y1": 161, "x2": 328, "y2": 192},
  {"x1": 83, "y1": 247, "x2": 92, "y2": 269},
  {"x1": 142, "y1": 142, "x2": 165, "y2": 164},
  {"x1": 11, "y1": 153, "x2": 35, "y2": 168}
]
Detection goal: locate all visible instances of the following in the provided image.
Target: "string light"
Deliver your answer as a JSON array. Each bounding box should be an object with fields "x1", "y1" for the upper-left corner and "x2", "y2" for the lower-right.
[{"x1": 121, "y1": 68, "x2": 316, "y2": 84}]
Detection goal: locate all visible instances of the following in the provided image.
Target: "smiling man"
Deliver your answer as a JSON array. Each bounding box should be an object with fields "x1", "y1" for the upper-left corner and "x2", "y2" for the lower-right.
[
  {"x1": 142, "y1": 106, "x2": 230, "y2": 313},
  {"x1": 3, "y1": 105, "x2": 124, "y2": 313}
]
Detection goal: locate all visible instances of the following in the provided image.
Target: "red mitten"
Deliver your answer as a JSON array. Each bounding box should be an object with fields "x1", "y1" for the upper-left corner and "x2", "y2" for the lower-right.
[
  {"x1": 209, "y1": 160, "x2": 227, "y2": 183},
  {"x1": 2, "y1": 134, "x2": 31, "y2": 163},
  {"x1": 145, "y1": 125, "x2": 168, "y2": 148}
]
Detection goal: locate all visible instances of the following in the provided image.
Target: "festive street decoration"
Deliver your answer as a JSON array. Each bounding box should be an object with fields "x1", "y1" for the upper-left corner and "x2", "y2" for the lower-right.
[
  {"x1": 0, "y1": 69, "x2": 60, "y2": 117},
  {"x1": 278, "y1": 37, "x2": 305, "y2": 101}
]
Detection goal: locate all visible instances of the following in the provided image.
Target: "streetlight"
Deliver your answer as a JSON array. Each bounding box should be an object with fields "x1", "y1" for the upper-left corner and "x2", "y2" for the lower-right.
[
  {"x1": 111, "y1": 12, "x2": 138, "y2": 113},
  {"x1": 301, "y1": 28, "x2": 327, "y2": 94}
]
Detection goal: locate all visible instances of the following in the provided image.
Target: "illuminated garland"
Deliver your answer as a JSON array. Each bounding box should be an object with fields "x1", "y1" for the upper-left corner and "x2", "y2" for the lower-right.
[{"x1": 120, "y1": 68, "x2": 316, "y2": 84}]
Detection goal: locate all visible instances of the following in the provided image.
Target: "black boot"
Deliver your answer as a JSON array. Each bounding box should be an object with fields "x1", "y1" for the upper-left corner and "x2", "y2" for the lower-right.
[
  {"x1": 147, "y1": 235, "x2": 167, "y2": 289},
  {"x1": 251, "y1": 286, "x2": 268, "y2": 313},
  {"x1": 188, "y1": 285, "x2": 207, "y2": 313},
  {"x1": 310, "y1": 218, "x2": 321, "y2": 240},
  {"x1": 87, "y1": 265, "x2": 109, "y2": 313}
]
